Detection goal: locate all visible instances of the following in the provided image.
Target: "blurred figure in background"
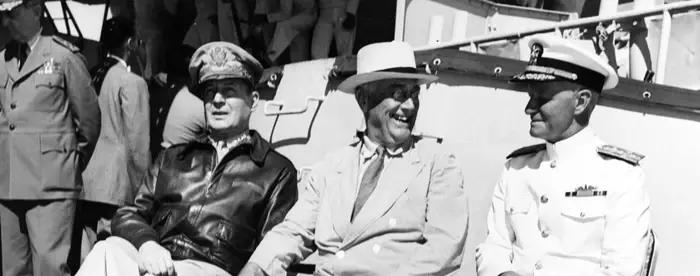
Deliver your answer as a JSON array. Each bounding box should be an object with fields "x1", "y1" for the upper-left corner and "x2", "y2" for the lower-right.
[
  {"x1": 265, "y1": 0, "x2": 317, "y2": 65},
  {"x1": 0, "y1": 0, "x2": 101, "y2": 275},
  {"x1": 183, "y1": 0, "x2": 219, "y2": 49},
  {"x1": 311, "y1": 0, "x2": 361, "y2": 59},
  {"x1": 160, "y1": 45, "x2": 207, "y2": 150},
  {"x1": 78, "y1": 15, "x2": 151, "y2": 260}
]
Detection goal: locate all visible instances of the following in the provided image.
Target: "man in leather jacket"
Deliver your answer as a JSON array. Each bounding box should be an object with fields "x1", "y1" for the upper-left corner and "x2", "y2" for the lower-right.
[{"x1": 75, "y1": 41, "x2": 299, "y2": 276}]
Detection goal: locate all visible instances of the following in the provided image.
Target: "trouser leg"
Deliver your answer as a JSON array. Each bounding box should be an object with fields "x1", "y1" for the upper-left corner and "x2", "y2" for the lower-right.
[
  {"x1": 75, "y1": 237, "x2": 141, "y2": 276},
  {"x1": 0, "y1": 201, "x2": 32, "y2": 276},
  {"x1": 25, "y1": 199, "x2": 76, "y2": 276},
  {"x1": 173, "y1": 259, "x2": 231, "y2": 276}
]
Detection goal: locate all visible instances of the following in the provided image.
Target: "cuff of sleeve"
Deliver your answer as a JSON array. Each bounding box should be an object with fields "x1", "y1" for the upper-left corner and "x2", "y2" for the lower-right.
[
  {"x1": 128, "y1": 229, "x2": 159, "y2": 250},
  {"x1": 248, "y1": 240, "x2": 293, "y2": 276}
]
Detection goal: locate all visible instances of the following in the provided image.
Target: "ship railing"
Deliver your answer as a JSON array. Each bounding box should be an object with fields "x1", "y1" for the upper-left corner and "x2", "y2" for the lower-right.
[{"x1": 412, "y1": 0, "x2": 700, "y2": 86}]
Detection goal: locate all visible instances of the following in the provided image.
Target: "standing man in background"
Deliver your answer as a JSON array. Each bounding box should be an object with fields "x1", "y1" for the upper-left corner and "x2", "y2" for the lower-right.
[
  {"x1": 264, "y1": 0, "x2": 317, "y2": 65},
  {"x1": 311, "y1": 0, "x2": 361, "y2": 59},
  {"x1": 80, "y1": 15, "x2": 151, "y2": 258},
  {"x1": 0, "y1": 0, "x2": 101, "y2": 275}
]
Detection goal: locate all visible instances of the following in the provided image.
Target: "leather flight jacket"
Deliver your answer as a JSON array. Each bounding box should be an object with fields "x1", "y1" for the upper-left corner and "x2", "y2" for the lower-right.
[{"x1": 111, "y1": 130, "x2": 298, "y2": 275}]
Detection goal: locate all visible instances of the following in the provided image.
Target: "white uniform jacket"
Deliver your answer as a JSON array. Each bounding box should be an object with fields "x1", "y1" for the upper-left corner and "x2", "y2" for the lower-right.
[{"x1": 476, "y1": 128, "x2": 652, "y2": 276}]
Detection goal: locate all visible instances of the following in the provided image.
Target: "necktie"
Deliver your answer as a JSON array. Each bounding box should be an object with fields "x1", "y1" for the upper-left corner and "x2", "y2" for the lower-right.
[
  {"x1": 351, "y1": 147, "x2": 385, "y2": 222},
  {"x1": 18, "y1": 43, "x2": 29, "y2": 70}
]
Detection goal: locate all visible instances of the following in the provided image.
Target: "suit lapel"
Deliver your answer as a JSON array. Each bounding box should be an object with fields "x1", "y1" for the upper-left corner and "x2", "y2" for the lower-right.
[
  {"x1": 341, "y1": 143, "x2": 426, "y2": 248},
  {"x1": 17, "y1": 36, "x2": 49, "y2": 81},
  {"x1": 330, "y1": 143, "x2": 361, "y2": 239},
  {"x1": 4, "y1": 43, "x2": 19, "y2": 81}
]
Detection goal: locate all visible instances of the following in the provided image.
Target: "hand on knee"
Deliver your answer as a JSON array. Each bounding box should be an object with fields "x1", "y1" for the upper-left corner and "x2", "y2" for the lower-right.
[{"x1": 138, "y1": 241, "x2": 176, "y2": 276}]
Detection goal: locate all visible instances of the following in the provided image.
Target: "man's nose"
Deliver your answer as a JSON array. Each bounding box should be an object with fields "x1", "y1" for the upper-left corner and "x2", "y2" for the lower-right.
[
  {"x1": 524, "y1": 98, "x2": 538, "y2": 115},
  {"x1": 211, "y1": 93, "x2": 226, "y2": 107},
  {"x1": 400, "y1": 98, "x2": 415, "y2": 110}
]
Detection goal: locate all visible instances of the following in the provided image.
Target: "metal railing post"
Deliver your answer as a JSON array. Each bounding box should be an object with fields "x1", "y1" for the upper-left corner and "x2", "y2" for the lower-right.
[
  {"x1": 655, "y1": 9, "x2": 672, "y2": 84},
  {"x1": 394, "y1": 0, "x2": 407, "y2": 41}
]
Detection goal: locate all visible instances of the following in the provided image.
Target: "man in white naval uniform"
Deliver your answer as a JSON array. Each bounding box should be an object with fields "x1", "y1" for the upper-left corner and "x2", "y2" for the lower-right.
[{"x1": 476, "y1": 35, "x2": 652, "y2": 276}]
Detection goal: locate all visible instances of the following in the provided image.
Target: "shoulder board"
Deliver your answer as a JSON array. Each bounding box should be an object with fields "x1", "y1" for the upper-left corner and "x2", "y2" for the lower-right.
[
  {"x1": 597, "y1": 145, "x2": 645, "y2": 165},
  {"x1": 506, "y1": 143, "x2": 546, "y2": 159},
  {"x1": 52, "y1": 36, "x2": 80, "y2": 52}
]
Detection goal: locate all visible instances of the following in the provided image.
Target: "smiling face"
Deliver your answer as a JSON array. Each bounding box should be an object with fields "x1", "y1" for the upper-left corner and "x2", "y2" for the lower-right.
[
  {"x1": 1, "y1": 3, "x2": 41, "y2": 43},
  {"x1": 357, "y1": 79, "x2": 420, "y2": 149},
  {"x1": 201, "y1": 78, "x2": 259, "y2": 137},
  {"x1": 524, "y1": 81, "x2": 596, "y2": 143}
]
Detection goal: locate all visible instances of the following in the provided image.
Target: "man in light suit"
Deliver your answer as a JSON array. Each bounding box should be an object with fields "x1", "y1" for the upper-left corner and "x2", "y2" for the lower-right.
[
  {"x1": 239, "y1": 41, "x2": 469, "y2": 276},
  {"x1": 476, "y1": 35, "x2": 652, "y2": 276},
  {"x1": 0, "y1": 0, "x2": 101, "y2": 275},
  {"x1": 311, "y1": 0, "x2": 361, "y2": 59}
]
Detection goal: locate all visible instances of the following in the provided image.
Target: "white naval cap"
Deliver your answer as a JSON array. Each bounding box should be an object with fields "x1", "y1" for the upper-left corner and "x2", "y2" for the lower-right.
[{"x1": 511, "y1": 34, "x2": 619, "y2": 92}]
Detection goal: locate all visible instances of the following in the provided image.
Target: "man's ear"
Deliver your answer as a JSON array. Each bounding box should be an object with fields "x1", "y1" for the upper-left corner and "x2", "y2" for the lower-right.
[
  {"x1": 574, "y1": 88, "x2": 593, "y2": 115},
  {"x1": 30, "y1": 3, "x2": 43, "y2": 19},
  {"x1": 250, "y1": 90, "x2": 260, "y2": 111}
]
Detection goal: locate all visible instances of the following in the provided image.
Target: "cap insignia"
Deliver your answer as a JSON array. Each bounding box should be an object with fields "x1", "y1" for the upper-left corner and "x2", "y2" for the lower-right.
[{"x1": 528, "y1": 43, "x2": 543, "y2": 66}]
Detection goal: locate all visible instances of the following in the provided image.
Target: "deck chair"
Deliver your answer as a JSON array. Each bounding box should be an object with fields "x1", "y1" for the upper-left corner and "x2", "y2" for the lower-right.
[{"x1": 641, "y1": 229, "x2": 659, "y2": 276}]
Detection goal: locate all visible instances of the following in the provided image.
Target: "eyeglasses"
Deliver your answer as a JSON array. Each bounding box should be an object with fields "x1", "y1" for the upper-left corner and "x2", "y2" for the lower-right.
[{"x1": 385, "y1": 82, "x2": 421, "y2": 103}]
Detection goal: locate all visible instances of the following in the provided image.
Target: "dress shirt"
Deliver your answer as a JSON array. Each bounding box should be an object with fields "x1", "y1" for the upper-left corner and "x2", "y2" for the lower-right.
[
  {"x1": 209, "y1": 132, "x2": 252, "y2": 163},
  {"x1": 357, "y1": 136, "x2": 404, "y2": 196}
]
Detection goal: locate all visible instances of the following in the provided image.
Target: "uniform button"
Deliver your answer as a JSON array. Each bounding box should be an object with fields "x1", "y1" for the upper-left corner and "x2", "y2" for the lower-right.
[
  {"x1": 541, "y1": 230, "x2": 549, "y2": 238},
  {"x1": 389, "y1": 218, "x2": 397, "y2": 227},
  {"x1": 580, "y1": 212, "x2": 586, "y2": 218},
  {"x1": 550, "y1": 161, "x2": 557, "y2": 168},
  {"x1": 335, "y1": 250, "x2": 345, "y2": 259},
  {"x1": 540, "y1": 195, "x2": 548, "y2": 204},
  {"x1": 535, "y1": 261, "x2": 543, "y2": 270},
  {"x1": 8, "y1": 124, "x2": 15, "y2": 131},
  {"x1": 372, "y1": 244, "x2": 381, "y2": 254},
  {"x1": 10, "y1": 103, "x2": 16, "y2": 109}
]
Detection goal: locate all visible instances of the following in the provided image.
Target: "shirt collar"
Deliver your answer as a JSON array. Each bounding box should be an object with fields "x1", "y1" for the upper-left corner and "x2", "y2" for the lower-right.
[
  {"x1": 27, "y1": 29, "x2": 41, "y2": 51},
  {"x1": 546, "y1": 127, "x2": 599, "y2": 162},
  {"x1": 206, "y1": 130, "x2": 270, "y2": 163},
  {"x1": 107, "y1": 54, "x2": 130, "y2": 72},
  {"x1": 361, "y1": 135, "x2": 406, "y2": 160}
]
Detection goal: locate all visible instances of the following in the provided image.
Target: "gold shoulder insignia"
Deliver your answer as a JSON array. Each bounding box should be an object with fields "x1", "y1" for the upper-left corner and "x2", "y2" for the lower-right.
[
  {"x1": 52, "y1": 36, "x2": 80, "y2": 53},
  {"x1": 506, "y1": 143, "x2": 546, "y2": 159},
  {"x1": 597, "y1": 145, "x2": 645, "y2": 165}
]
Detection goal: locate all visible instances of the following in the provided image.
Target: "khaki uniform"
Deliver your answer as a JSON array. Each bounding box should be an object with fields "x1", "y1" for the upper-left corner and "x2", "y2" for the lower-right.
[{"x1": 0, "y1": 35, "x2": 100, "y2": 275}]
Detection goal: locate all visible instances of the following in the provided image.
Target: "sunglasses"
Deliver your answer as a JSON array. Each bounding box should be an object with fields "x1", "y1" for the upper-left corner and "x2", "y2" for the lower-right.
[{"x1": 383, "y1": 82, "x2": 421, "y2": 103}]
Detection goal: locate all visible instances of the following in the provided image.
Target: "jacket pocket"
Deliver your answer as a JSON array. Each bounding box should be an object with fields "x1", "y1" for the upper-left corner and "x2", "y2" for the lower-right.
[
  {"x1": 559, "y1": 204, "x2": 607, "y2": 252},
  {"x1": 34, "y1": 73, "x2": 65, "y2": 90},
  {"x1": 40, "y1": 133, "x2": 79, "y2": 190}
]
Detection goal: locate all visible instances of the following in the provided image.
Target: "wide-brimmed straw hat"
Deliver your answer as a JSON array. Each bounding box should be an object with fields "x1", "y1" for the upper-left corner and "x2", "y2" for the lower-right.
[{"x1": 337, "y1": 41, "x2": 439, "y2": 93}]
